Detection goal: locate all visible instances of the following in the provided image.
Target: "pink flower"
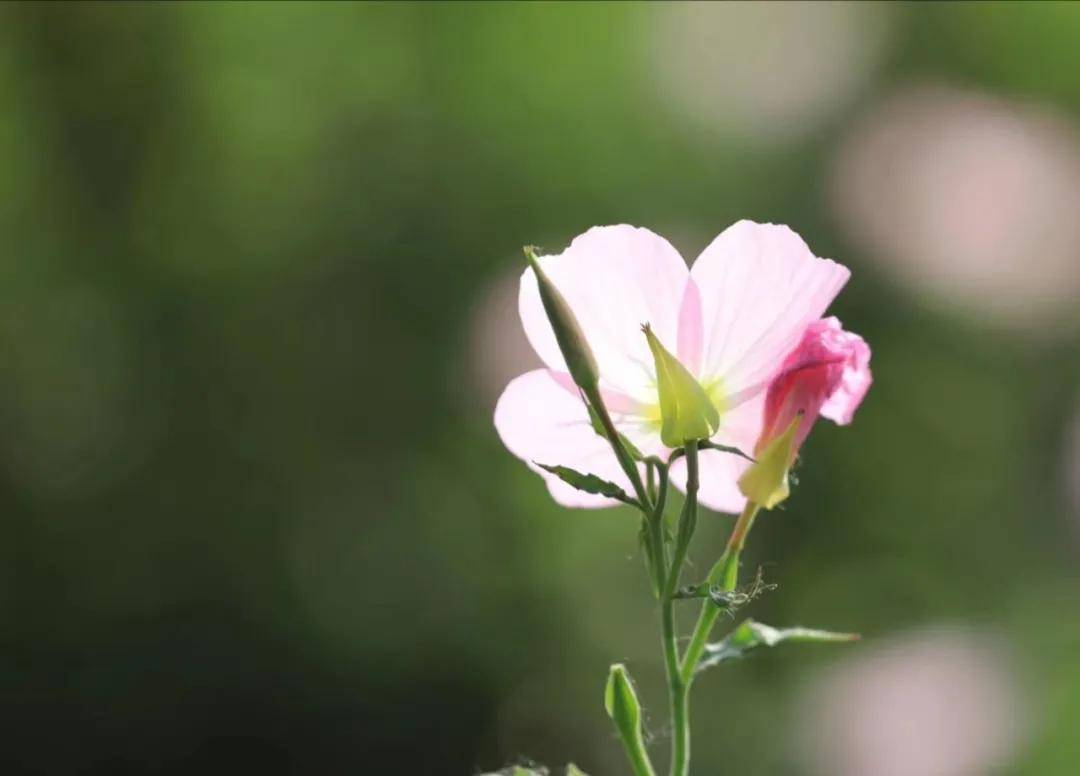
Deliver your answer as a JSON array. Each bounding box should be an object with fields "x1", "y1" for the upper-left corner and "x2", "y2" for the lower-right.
[
  {"x1": 494, "y1": 221, "x2": 854, "y2": 512},
  {"x1": 756, "y1": 317, "x2": 872, "y2": 459}
]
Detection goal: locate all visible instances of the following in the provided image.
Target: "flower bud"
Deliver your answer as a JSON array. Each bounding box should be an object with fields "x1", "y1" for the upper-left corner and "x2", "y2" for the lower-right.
[
  {"x1": 737, "y1": 414, "x2": 800, "y2": 509},
  {"x1": 740, "y1": 317, "x2": 871, "y2": 509},
  {"x1": 642, "y1": 324, "x2": 719, "y2": 447},
  {"x1": 605, "y1": 663, "x2": 646, "y2": 753},
  {"x1": 524, "y1": 246, "x2": 600, "y2": 391}
]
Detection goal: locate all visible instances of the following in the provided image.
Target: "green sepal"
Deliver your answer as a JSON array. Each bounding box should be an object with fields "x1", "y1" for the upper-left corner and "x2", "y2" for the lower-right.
[
  {"x1": 737, "y1": 415, "x2": 800, "y2": 509},
  {"x1": 642, "y1": 324, "x2": 719, "y2": 447},
  {"x1": 535, "y1": 463, "x2": 637, "y2": 506},
  {"x1": 525, "y1": 247, "x2": 600, "y2": 392},
  {"x1": 697, "y1": 618, "x2": 859, "y2": 672}
]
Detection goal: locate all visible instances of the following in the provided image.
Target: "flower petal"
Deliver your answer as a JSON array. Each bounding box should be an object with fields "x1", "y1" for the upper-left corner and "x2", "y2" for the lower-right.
[
  {"x1": 677, "y1": 278, "x2": 704, "y2": 376},
  {"x1": 669, "y1": 392, "x2": 764, "y2": 514},
  {"x1": 672, "y1": 448, "x2": 751, "y2": 514},
  {"x1": 818, "y1": 321, "x2": 873, "y2": 426},
  {"x1": 691, "y1": 221, "x2": 851, "y2": 400},
  {"x1": 494, "y1": 369, "x2": 635, "y2": 508},
  {"x1": 520, "y1": 226, "x2": 690, "y2": 402}
]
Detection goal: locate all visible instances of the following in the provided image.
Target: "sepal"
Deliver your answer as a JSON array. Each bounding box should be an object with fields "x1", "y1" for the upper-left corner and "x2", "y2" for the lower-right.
[{"x1": 642, "y1": 324, "x2": 719, "y2": 447}]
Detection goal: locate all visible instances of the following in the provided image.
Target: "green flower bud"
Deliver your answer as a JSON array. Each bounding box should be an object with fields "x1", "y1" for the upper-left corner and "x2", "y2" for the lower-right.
[
  {"x1": 642, "y1": 324, "x2": 720, "y2": 447},
  {"x1": 525, "y1": 246, "x2": 599, "y2": 391},
  {"x1": 737, "y1": 414, "x2": 800, "y2": 509},
  {"x1": 605, "y1": 663, "x2": 647, "y2": 758}
]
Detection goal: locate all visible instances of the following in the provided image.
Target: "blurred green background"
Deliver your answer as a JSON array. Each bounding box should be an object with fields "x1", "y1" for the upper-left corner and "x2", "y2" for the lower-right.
[{"x1": 3, "y1": 2, "x2": 1079, "y2": 774}]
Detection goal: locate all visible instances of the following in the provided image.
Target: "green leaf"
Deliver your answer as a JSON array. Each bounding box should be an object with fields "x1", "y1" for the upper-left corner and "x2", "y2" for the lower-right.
[
  {"x1": 698, "y1": 618, "x2": 859, "y2": 672},
  {"x1": 699, "y1": 439, "x2": 754, "y2": 462},
  {"x1": 535, "y1": 463, "x2": 636, "y2": 505}
]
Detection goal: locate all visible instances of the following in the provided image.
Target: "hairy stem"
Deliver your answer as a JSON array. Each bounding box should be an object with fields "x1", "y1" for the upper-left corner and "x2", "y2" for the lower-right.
[{"x1": 679, "y1": 501, "x2": 761, "y2": 685}]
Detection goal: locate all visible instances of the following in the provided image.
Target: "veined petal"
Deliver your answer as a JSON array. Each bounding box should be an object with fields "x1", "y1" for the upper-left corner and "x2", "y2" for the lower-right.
[
  {"x1": 494, "y1": 369, "x2": 640, "y2": 508},
  {"x1": 677, "y1": 278, "x2": 704, "y2": 376},
  {"x1": 519, "y1": 226, "x2": 690, "y2": 402},
  {"x1": 672, "y1": 448, "x2": 751, "y2": 514},
  {"x1": 818, "y1": 321, "x2": 873, "y2": 426},
  {"x1": 691, "y1": 221, "x2": 851, "y2": 401},
  {"x1": 668, "y1": 391, "x2": 764, "y2": 514}
]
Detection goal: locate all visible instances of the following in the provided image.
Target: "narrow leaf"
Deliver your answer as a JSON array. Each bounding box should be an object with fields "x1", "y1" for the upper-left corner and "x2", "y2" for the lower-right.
[
  {"x1": 698, "y1": 618, "x2": 859, "y2": 672},
  {"x1": 699, "y1": 440, "x2": 754, "y2": 462},
  {"x1": 536, "y1": 463, "x2": 636, "y2": 505}
]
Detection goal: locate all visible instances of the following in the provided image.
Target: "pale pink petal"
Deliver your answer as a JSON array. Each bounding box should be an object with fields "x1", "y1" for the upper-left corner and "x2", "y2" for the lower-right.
[
  {"x1": 677, "y1": 278, "x2": 704, "y2": 377},
  {"x1": 671, "y1": 448, "x2": 750, "y2": 514},
  {"x1": 691, "y1": 221, "x2": 851, "y2": 402},
  {"x1": 669, "y1": 392, "x2": 764, "y2": 514},
  {"x1": 494, "y1": 369, "x2": 640, "y2": 508},
  {"x1": 519, "y1": 226, "x2": 690, "y2": 402}
]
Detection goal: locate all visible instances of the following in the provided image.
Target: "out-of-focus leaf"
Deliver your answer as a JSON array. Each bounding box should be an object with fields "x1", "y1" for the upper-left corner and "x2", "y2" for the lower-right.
[
  {"x1": 698, "y1": 618, "x2": 859, "y2": 672},
  {"x1": 536, "y1": 462, "x2": 636, "y2": 505}
]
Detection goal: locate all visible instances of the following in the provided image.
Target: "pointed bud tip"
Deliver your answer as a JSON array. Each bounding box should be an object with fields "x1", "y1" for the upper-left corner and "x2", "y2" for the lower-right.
[
  {"x1": 642, "y1": 323, "x2": 720, "y2": 446},
  {"x1": 738, "y1": 415, "x2": 801, "y2": 509}
]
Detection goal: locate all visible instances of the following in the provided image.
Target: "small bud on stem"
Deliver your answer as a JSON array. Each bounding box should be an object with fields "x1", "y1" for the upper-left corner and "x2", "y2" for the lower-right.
[{"x1": 524, "y1": 246, "x2": 599, "y2": 392}]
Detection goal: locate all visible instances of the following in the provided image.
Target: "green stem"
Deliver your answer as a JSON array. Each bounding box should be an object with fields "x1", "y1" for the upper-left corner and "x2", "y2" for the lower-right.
[
  {"x1": 617, "y1": 728, "x2": 659, "y2": 776},
  {"x1": 663, "y1": 442, "x2": 698, "y2": 602},
  {"x1": 586, "y1": 386, "x2": 651, "y2": 510},
  {"x1": 664, "y1": 441, "x2": 698, "y2": 776},
  {"x1": 679, "y1": 501, "x2": 760, "y2": 685}
]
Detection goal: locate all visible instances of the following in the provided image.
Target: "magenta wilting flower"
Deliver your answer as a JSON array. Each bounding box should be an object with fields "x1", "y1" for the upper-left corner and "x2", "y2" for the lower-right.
[
  {"x1": 756, "y1": 317, "x2": 872, "y2": 458},
  {"x1": 739, "y1": 316, "x2": 872, "y2": 508},
  {"x1": 494, "y1": 221, "x2": 868, "y2": 512}
]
